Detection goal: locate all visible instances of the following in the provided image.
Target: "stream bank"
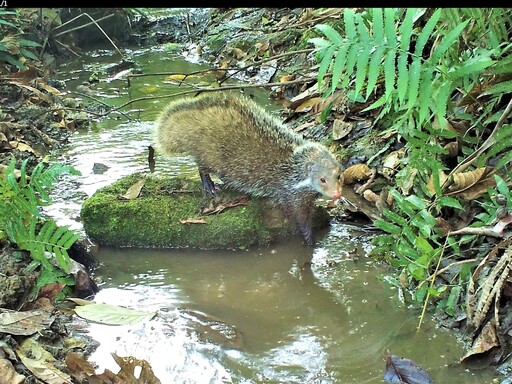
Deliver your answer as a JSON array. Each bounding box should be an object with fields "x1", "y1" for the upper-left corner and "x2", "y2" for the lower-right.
[{"x1": 0, "y1": 7, "x2": 510, "y2": 383}]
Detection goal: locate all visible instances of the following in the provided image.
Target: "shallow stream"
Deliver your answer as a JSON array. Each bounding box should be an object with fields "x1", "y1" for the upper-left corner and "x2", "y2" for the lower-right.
[{"x1": 47, "y1": 45, "x2": 499, "y2": 383}]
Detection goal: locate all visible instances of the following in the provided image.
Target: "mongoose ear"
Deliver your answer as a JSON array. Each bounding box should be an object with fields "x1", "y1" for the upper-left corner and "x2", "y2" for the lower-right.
[{"x1": 305, "y1": 161, "x2": 316, "y2": 175}]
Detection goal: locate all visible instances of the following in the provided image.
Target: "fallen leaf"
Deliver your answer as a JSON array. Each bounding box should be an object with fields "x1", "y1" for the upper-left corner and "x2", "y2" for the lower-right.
[
  {"x1": 381, "y1": 148, "x2": 407, "y2": 179},
  {"x1": 179, "y1": 218, "x2": 208, "y2": 224},
  {"x1": 343, "y1": 163, "x2": 372, "y2": 184},
  {"x1": 0, "y1": 357, "x2": 25, "y2": 384},
  {"x1": 118, "y1": 179, "x2": 145, "y2": 200},
  {"x1": 9, "y1": 140, "x2": 41, "y2": 157},
  {"x1": 294, "y1": 97, "x2": 323, "y2": 112},
  {"x1": 461, "y1": 320, "x2": 499, "y2": 367},
  {"x1": 332, "y1": 119, "x2": 354, "y2": 140},
  {"x1": 201, "y1": 196, "x2": 250, "y2": 215},
  {"x1": 65, "y1": 352, "x2": 96, "y2": 383},
  {"x1": 74, "y1": 303, "x2": 157, "y2": 325},
  {"x1": 17, "y1": 338, "x2": 72, "y2": 384},
  {"x1": 0, "y1": 308, "x2": 54, "y2": 336},
  {"x1": 38, "y1": 282, "x2": 66, "y2": 301},
  {"x1": 384, "y1": 350, "x2": 433, "y2": 384}
]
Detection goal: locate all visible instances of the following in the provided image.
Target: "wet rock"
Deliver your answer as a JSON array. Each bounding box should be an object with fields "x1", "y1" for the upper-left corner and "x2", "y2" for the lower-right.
[{"x1": 80, "y1": 172, "x2": 331, "y2": 249}]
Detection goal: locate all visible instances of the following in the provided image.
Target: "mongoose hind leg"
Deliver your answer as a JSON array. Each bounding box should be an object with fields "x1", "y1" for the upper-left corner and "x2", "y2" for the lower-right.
[
  {"x1": 199, "y1": 167, "x2": 218, "y2": 196},
  {"x1": 283, "y1": 203, "x2": 315, "y2": 245}
]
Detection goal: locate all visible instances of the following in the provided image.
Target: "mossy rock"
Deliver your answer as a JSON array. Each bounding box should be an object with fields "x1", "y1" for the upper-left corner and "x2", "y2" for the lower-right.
[{"x1": 80, "y1": 173, "x2": 331, "y2": 250}]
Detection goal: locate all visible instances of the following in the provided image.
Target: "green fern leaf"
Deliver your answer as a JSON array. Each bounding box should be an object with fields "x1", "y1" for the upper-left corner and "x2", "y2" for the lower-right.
[
  {"x1": 384, "y1": 8, "x2": 397, "y2": 47},
  {"x1": 418, "y1": 68, "x2": 434, "y2": 125},
  {"x1": 344, "y1": 9, "x2": 357, "y2": 40},
  {"x1": 315, "y1": 24, "x2": 343, "y2": 45},
  {"x1": 434, "y1": 80, "x2": 452, "y2": 122},
  {"x1": 406, "y1": 57, "x2": 422, "y2": 109},
  {"x1": 372, "y1": 8, "x2": 384, "y2": 44},
  {"x1": 330, "y1": 43, "x2": 349, "y2": 94},
  {"x1": 342, "y1": 43, "x2": 359, "y2": 89},
  {"x1": 362, "y1": 94, "x2": 387, "y2": 112},
  {"x1": 308, "y1": 37, "x2": 331, "y2": 49},
  {"x1": 374, "y1": 219, "x2": 402, "y2": 235},
  {"x1": 431, "y1": 19, "x2": 470, "y2": 62},
  {"x1": 396, "y1": 53, "x2": 409, "y2": 105},
  {"x1": 354, "y1": 44, "x2": 372, "y2": 99},
  {"x1": 356, "y1": 13, "x2": 370, "y2": 42},
  {"x1": 482, "y1": 79, "x2": 512, "y2": 96},
  {"x1": 415, "y1": 9, "x2": 441, "y2": 57},
  {"x1": 451, "y1": 56, "x2": 495, "y2": 77},
  {"x1": 317, "y1": 44, "x2": 336, "y2": 89},
  {"x1": 366, "y1": 45, "x2": 385, "y2": 99},
  {"x1": 383, "y1": 49, "x2": 396, "y2": 100},
  {"x1": 396, "y1": 9, "x2": 416, "y2": 104},
  {"x1": 490, "y1": 54, "x2": 512, "y2": 75}
]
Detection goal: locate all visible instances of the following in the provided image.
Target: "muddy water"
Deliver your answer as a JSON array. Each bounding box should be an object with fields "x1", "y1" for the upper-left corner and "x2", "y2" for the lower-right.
[{"x1": 48, "y1": 47, "x2": 499, "y2": 383}]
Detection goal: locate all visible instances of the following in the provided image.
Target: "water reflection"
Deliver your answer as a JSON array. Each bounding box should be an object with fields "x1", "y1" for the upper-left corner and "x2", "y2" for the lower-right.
[{"x1": 83, "y1": 227, "x2": 497, "y2": 383}]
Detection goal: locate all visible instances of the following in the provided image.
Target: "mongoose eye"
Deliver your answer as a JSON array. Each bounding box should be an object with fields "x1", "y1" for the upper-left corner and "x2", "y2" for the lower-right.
[{"x1": 320, "y1": 177, "x2": 326, "y2": 183}]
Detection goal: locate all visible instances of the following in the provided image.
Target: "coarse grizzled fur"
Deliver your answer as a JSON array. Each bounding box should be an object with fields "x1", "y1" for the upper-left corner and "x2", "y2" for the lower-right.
[{"x1": 154, "y1": 92, "x2": 344, "y2": 245}]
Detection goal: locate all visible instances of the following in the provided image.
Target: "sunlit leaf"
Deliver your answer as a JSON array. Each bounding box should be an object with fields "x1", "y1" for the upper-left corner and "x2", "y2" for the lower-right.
[{"x1": 74, "y1": 303, "x2": 157, "y2": 325}]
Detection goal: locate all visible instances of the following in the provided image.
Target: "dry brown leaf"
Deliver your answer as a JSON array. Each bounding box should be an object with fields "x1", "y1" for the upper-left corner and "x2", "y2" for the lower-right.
[
  {"x1": 294, "y1": 97, "x2": 323, "y2": 113},
  {"x1": 461, "y1": 320, "x2": 499, "y2": 364},
  {"x1": 468, "y1": 248, "x2": 511, "y2": 331},
  {"x1": 17, "y1": 338, "x2": 72, "y2": 384},
  {"x1": 343, "y1": 163, "x2": 372, "y2": 185},
  {"x1": 427, "y1": 170, "x2": 449, "y2": 196},
  {"x1": 447, "y1": 167, "x2": 493, "y2": 193},
  {"x1": 37, "y1": 283, "x2": 66, "y2": 301},
  {"x1": 201, "y1": 196, "x2": 250, "y2": 215},
  {"x1": 443, "y1": 141, "x2": 460, "y2": 157},
  {"x1": 179, "y1": 218, "x2": 208, "y2": 224},
  {"x1": 9, "y1": 140, "x2": 41, "y2": 157},
  {"x1": 293, "y1": 121, "x2": 315, "y2": 133},
  {"x1": 111, "y1": 353, "x2": 162, "y2": 384},
  {"x1": 0, "y1": 308, "x2": 54, "y2": 336},
  {"x1": 381, "y1": 148, "x2": 406, "y2": 179},
  {"x1": 0, "y1": 357, "x2": 25, "y2": 384},
  {"x1": 118, "y1": 179, "x2": 145, "y2": 200},
  {"x1": 456, "y1": 176, "x2": 497, "y2": 200},
  {"x1": 332, "y1": 119, "x2": 354, "y2": 140},
  {"x1": 362, "y1": 189, "x2": 380, "y2": 203},
  {"x1": 65, "y1": 352, "x2": 96, "y2": 383}
]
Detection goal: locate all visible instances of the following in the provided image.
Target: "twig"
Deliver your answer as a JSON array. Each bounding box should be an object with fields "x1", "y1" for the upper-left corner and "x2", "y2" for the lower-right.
[
  {"x1": 53, "y1": 13, "x2": 115, "y2": 35},
  {"x1": 448, "y1": 97, "x2": 512, "y2": 177},
  {"x1": 220, "y1": 48, "x2": 315, "y2": 85},
  {"x1": 126, "y1": 49, "x2": 315, "y2": 83},
  {"x1": 53, "y1": 13, "x2": 123, "y2": 59},
  {"x1": 104, "y1": 76, "x2": 319, "y2": 117}
]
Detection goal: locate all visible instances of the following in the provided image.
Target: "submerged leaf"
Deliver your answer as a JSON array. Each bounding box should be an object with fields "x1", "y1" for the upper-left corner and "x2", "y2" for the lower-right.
[{"x1": 384, "y1": 350, "x2": 433, "y2": 384}]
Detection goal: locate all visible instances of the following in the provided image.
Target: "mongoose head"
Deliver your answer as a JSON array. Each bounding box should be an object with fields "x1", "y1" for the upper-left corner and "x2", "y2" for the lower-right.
[
  {"x1": 306, "y1": 158, "x2": 344, "y2": 200},
  {"x1": 295, "y1": 142, "x2": 344, "y2": 199}
]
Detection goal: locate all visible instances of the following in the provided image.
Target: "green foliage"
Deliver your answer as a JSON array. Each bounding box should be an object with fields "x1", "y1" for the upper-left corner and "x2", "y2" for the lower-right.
[
  {"x1": 308, "y1": 8, "x2": 512, "y2": 129},
  {"x1": 310, "y1": 8, "x2": 512, "y2": 317},
  {"x1": 0, "y1": 9, "x2": 42, "y2": 70},
  {"x1": 0, "y1": 158, "x2": 81, "y2": 294}
]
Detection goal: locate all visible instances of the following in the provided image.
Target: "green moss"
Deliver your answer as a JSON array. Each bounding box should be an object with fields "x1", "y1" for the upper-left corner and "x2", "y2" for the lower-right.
[{"x1": 81, "y1": 173, "x2": 331, "y2": 250}]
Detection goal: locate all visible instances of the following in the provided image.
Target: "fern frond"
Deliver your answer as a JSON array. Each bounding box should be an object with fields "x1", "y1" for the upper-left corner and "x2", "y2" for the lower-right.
[
  {"x1": 1, "y1": 158, "x2": 81, "y2": 281},
  {"x1": 366, "y1": 45, "x2": 385, "y2": 99},
  {"x1": 331, "y1": 43, "x2": 349, "y2": 94},
  {"x1": 354, "y1": 43, "x2": 373, "y2": 98}
]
